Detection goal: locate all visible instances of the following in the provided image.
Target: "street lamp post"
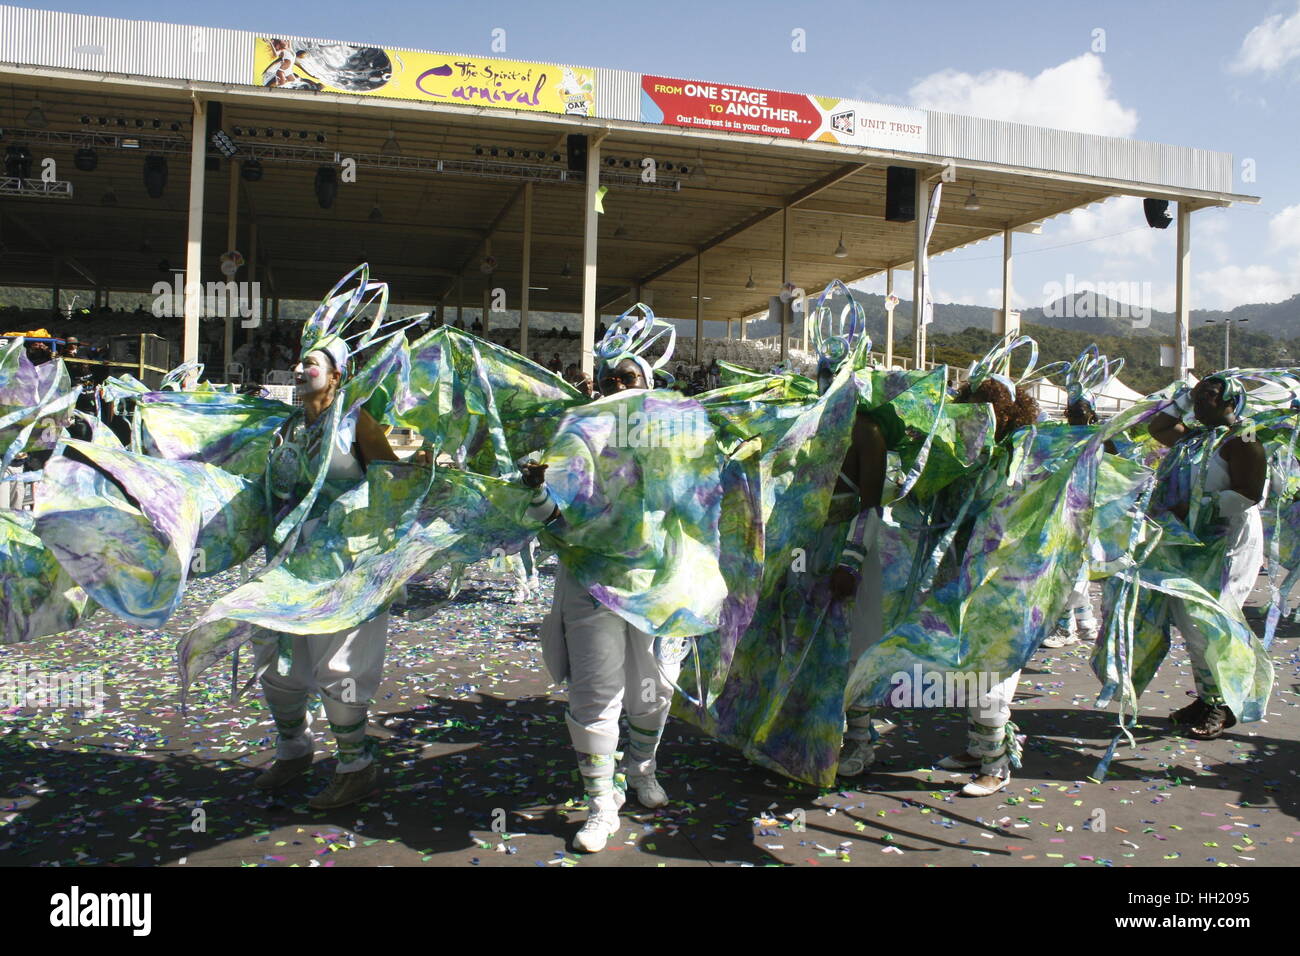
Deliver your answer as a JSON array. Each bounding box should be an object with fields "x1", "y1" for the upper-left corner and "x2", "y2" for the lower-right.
[{"x1": 1206, "y1": 316, "x2": 1248, "y2": 369}]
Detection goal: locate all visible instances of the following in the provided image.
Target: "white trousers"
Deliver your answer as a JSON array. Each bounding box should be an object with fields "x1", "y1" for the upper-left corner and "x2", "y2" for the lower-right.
[
  {"x1": 553, "y1": 565, "x2": 681, "y2": 757},
  {"x1": 259, "y1": 612, "x2": 389, "y2": 772},
  {"x1": 1172, "y1": 508, "x2": 1264, "y2": 701}
]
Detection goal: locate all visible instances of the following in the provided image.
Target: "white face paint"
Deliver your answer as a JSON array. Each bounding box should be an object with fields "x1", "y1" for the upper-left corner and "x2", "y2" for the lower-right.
[{"x1": 295, "y1": 350, "x2": 335, "y2": 396}]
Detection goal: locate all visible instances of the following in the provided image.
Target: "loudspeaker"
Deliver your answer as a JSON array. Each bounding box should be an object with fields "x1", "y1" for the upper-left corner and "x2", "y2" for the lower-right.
[
  {"x1": 1143, "y1": 198, "x2": 1173, "y2": 229},
  {"x1": 885, "y1": 166, "x2": 917, "y2": 222},
  {"x1": 314, "y1": 166, "x2": 338, "y2": 209},
  {"x1": 142, "y1": 154, "x2": 168, "y2": 198},
  {"x1": 566, "y1": 134, "x2": 588, "y2": 173},
  {"x1": 73, "y1": 147, "x2": 98, "y2": 172},
  {"x1": 206, "y1": 101, "x2": 223, "y2": 141}
]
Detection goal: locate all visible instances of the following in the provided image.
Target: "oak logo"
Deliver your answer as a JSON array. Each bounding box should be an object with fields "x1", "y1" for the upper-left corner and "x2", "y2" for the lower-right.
[{"x1": 49, "y1": 886, "x2": 152, "y2": 936}]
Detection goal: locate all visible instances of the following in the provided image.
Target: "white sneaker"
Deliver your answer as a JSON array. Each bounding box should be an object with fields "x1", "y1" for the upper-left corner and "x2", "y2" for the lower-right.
[
  {"x1": 573, "y1": 791, "x2": 625, "y2": 853},
  {"x1": 627, "y1": 772, "x2": 669, "y2": 808},
  {"x1": 1042, "y1": 628, "x2": 1078, "y2": 649},
  {"x1": 837, "y1": 737, "x2": 876, "y2": 777},
  {"x1": 510, "y1": 585, "x2": 532, "y2": 604}
]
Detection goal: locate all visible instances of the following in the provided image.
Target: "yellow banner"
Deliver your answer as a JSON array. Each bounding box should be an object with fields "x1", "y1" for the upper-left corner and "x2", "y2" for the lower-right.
[{"x1": 255, "y1": 37, "x2": 595, "y2": 116}]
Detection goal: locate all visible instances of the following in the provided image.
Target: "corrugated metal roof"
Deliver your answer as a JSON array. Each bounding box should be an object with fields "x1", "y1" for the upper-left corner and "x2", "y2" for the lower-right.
[{"x1": 0, "y1": 3, "x2": 1242, "y2": 198}]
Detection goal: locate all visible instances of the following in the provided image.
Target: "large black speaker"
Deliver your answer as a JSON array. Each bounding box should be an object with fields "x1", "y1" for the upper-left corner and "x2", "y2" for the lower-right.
[
  {"x1": 142, "y1": 154, "x2": 168, "y2": 198},
  {"x1": 566, "y1": 134, "x2": 588, "y2": 173},
  {"x1": 206, "y1": 101, "x2": 223, "y2": 141},
  {"x1": 314, "y1": 166, "x2": 338, "y2": 209},
  {"x1": 885, "y1": 166, "x2": 917, "y2": 222},
  {"x1": 1143, "y1": 198, "x2": 1173, "y2": 229}
]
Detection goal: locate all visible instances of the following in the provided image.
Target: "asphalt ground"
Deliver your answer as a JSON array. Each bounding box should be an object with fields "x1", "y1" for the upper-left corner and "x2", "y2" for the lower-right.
[{"x1": 1, "y1": 555, "x2": 1297, "y2": 868}]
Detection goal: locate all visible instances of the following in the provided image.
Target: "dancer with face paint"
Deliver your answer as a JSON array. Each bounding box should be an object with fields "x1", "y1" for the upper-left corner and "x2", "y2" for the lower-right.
[
  {"x1": 520, "y1": 310, "x2": 687, "y2": 853},
  {"x1": 251, "y1": 281, "x2": 414, "y2": 809}
]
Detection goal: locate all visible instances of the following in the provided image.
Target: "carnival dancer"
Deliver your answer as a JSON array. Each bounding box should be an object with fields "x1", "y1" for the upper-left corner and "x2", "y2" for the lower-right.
[
  {"x1": 926, "y1": 341, "x2": 1061, "y2": 796},
  {"x1": 1043, "y1": 347, "x2": 1122, "y2": 649},
  {"x1": 521, "y1": 310, "x2": 691, "y2": 853},
  {"x1": 1147, "y1": 373, "x2": 1267, "y2": 739},
  {"x1": 252, "y1": 334, "x2": 406, "y2": 808}
]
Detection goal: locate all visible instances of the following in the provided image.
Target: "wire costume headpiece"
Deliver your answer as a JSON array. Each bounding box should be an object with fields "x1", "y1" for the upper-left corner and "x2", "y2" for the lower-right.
[{"x1": 593, "y1": 302, "x2": 676, "y2": 387}]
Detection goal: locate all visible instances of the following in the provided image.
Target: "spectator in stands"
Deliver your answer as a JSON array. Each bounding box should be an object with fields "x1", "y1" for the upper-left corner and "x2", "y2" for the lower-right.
[
  {"x1": 453, "y1": 317, "x2": 465, "y2": 331},
  {"x1": 532, "y1": 351, "x2": 543, "y2": 366},
  {"x1": 25, "y1": 339, "x2": 53, "y2": 366},
  {"x1": 707, "y1": 359, "x2": 721, "y2": 390},
  {"x1": 471, "y1": 317, "x2": 483, "y2": 333},
  {"x1": 550, "y1": 352, "x2": 563, "y2": 374}
]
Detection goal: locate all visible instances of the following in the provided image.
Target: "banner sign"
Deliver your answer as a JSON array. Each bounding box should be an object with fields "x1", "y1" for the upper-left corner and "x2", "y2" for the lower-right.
[
  {"x1": 255, "y1": 37, "x2": 596, "y2": 117},
  {"x1": 640, "y1": 74, "x2": 926, "y2": 152}
]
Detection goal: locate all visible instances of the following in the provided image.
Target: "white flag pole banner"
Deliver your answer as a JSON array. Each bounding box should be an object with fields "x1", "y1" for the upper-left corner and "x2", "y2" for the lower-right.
[{"x1": 921, "y1": 182, "x2": 942, "y2": 327}]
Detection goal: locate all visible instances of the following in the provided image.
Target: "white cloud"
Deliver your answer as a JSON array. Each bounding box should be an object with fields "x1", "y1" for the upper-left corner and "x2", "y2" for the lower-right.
[
  {"x1": 1269, "y1": 203, "x2": 1300, "y2": 249},
  {"x1": 907, "y1": 53, "x2": 1137, "y2": 137},
  {"x1": 1229, "y1": 2, "x2": 1300, "y2": 74},
  {"x1": 1050, "y1": 197, "x2": 1162, "y2": 262},
  {"x1": 1195, "y1": 259, "x2": 1300, "y2": 309}
]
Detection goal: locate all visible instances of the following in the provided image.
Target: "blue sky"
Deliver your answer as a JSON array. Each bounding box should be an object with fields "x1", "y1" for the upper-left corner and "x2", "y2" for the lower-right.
[{"x1": 29, "y1": 0, "x2": 1300, "y2": 314}]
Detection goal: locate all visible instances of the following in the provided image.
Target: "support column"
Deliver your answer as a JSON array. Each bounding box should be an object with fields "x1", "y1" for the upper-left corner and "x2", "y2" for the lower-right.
[
  {"x1": 457, "y1": 277, "x2": 464, "y2": 327},
  {"x1": 520, "y1": 182, "x2": 532, "y2": 358},
  {"x1": 248, "y1": 220, "x2": 259, "y2": 333},
  {"x1": 51, "y1": 259, "x2": 61, "y2": 313},
  {"x1": 694, "y1": 252, "x2": 704, "y2": 365},
  {"x1": 482, "y1": 240, "x2": 492, "y2": 335},
  {"x1": 1175, "y1": 203, "x2": 1192, "y2": 378},
  {"x1": 580, "y1": 137, "x2": 601, "y2": 378},
  {"x1": 912, "y1": 177, "x2": 929, "y2": 370},
  {"x1": 885, "y1": 268, "x2": 895, "y2": 368},
  {"x1": 182, "y1": 98, "x2": 207, "y2": 376},
  {"x1": 998, "y1": 228, "x2": 1018, "y2": 338},
  {"x1": 781, "y1": 207, "x2": 792, "y2": 365},
  {"x1": 223, "y1": 161, "x2": 238, "y2": 379}
]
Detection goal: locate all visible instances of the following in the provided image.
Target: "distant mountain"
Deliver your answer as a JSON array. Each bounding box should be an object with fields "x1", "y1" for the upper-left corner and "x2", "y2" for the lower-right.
[{"x1": 738, "y1": 289, "x2": 1299, "y2": 343}]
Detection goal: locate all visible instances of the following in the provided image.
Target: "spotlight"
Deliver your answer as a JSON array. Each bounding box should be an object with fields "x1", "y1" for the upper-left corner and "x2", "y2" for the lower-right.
[
  {"x1": 299, "y1": 131, "x2": 308, "y2": 139},
  {"x1": 622, "y1": 159, "x2": 632, "y2": 168},
  {"x1": 369, "y1": 203, "x2": 383, "y2": 222},
  {"x1": 474, "y1": 145, "x2": 484, "y2": 156},
  {"x1": 157, "y1": 259, "x2": 171, "y2": 274},
  {"x1": 506, "y1": 148, "x2": 515, "y2": 158},
  {"x1": 316, "y1": 132, "x2": 326, "y2": 143},
  {"x1": 314, "y1": 165, "x2": 338, "y2": 209},
  {"x1": 152, "y1": 119, "x2": 161, "y2": 129},
  {"x1": 489, "y1": 147, "x2": 499, "y2": 157},
  {"x1": 74, "y1": 147, "x2": 98, "y2": 172},
  {"x1": 663, "y1": 162, "x2": 673, "y2": 171},
  {"x1": 240, "y1": 158, "x2": 263, "y2": 182},
  {"x1": 281, "y1": 129, "x2": 290, "y2": 139},
  {"x1": 551, "y1": 152, "x2": 561, "y2": 162},
  {"x1": 135, "y1": 118, "x2": 144, "y2": 128},
  {"x1": 170, "y1": 122, "x2": 181, "y2": 131},
  {"x1": 232, "y1": 126, "x2": 243, "y2": 136},
  {"x1": 211, "y1": 130, "x2": 238, "y2": 158},
  {"x1": 116, "y1": 118, "x2": 126, "y2": 128},
  {"x1": 79, "y1": 114, "x2": 90, "y2": 125},
  {"x1": 100, "y1": 187, "x2": 117, "y2": 206},
  {"x1": 142, "y1": 154, "x2": 168, "y2": 198},
  {"x1": 605, "y1": 157, "x2": 616, "y2": 167},
  {"x1": 98, "y1": 117, "x2": 108, "y2": 126}
]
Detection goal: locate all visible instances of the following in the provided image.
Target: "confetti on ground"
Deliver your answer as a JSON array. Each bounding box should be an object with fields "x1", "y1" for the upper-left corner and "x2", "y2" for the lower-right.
[{"x1": 1, "y1": 565, "x2": 1297, "y2": 867}]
